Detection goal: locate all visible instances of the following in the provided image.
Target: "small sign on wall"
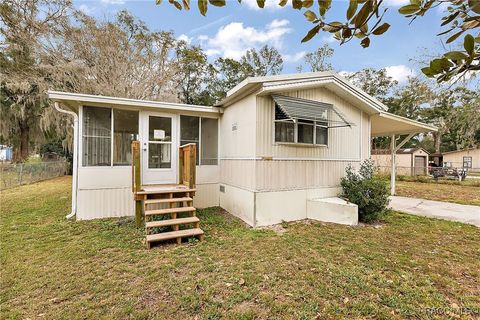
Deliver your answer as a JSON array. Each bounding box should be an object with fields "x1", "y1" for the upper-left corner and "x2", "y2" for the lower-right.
[
  {"x1": 232, "y1": 123, "x2": 238, "y2": 131},
  {"x1": 153, "y1": 129, "x2": 165, "y2": 140}
]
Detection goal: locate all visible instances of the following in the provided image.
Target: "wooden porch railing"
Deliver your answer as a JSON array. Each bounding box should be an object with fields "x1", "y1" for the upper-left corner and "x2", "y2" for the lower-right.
[
  {"x1": 179, "y1": 143, "x2": 196, "y2": 189},
  {"x1": 131, "y1": 140, "x2": 143, "y2": 227}
]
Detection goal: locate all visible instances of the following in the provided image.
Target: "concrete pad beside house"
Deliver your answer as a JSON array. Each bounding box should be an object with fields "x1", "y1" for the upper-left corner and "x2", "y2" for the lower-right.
[
  {"x1": 390, "y1": 196, "x2": 480, "y2": 227},
  {"x1": 307, "y1": 197, "x2": 359, "y2": 226}
]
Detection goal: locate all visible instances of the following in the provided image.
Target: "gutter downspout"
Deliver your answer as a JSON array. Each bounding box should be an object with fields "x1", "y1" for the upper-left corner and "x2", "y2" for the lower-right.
[{"x1": 54, "y1": 102, "x2": 78, "y2": 219}]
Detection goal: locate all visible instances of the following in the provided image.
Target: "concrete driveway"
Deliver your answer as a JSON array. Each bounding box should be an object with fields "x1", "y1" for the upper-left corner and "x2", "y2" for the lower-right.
[{"x1": 389, "y1": 196, "x2": 480, "y2": 227}]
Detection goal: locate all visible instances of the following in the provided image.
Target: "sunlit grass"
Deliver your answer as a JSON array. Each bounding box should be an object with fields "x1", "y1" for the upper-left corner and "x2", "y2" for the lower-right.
[{"x1": 1, "y1": 177, "x2": 479, "y2": 319}]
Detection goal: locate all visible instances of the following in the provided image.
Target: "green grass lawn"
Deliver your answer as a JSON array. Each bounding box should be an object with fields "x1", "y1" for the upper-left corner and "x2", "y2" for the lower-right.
[
  {"x1": 1, "y1": 177, "x2": 479, "y2": 319},
  {"x1": 394, "y1": 180, "x2": 480, "y2": 206}
]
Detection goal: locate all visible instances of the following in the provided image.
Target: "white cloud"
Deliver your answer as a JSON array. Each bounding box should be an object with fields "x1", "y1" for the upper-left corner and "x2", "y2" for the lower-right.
[
  {"x1": 101, "y1": 0, "x2": 125, "y2": 5},
  {"x1": 242, "y1": 0, "x2": 285, "y2": 10},
  {"x1": 383, "y1": 0, "x2": 409, "y2": 6},
  {"x1": 178, "y1": 34, "x2": 192, "y2": 44},
  {"x1": 201, "y1": 19, "x2": 292, "y2": 59},
  {"x1": 385, "y1": 65, "x2": 416, "y2": 83},
  {"x1": 322, "y1": 34, "x2": 337, "y2": 44},
  {"x1": 284, "y1": 51, "x2": 306, "y2": 63},
  {"x1": 77, "y1": 4, "x2": 94, "y2": 14}
]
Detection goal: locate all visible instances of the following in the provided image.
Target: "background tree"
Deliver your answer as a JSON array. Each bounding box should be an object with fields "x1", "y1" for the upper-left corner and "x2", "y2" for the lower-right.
[
  {"x1": 240, "y1": 45, "x2": 283, "y2": 76},
  {"x1": 160, "y1": 0, "x2": 480, "y2": 84},
  {"x1": 0, "y1": 0, "x2": 71, "y2": 162},
  {"x1": 303, "y1": 44, "x2": 334, "y2": 72},
  {"x1": 176, "y1": 44, "x2": 212, "y2": 105},
  {"x1": 346, "y1": 68, "x2": 398, "y2": 103}
]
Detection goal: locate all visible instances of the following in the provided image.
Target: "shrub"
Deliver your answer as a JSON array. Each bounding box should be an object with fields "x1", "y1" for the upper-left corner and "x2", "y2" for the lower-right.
[{"x1": 340, "y1": 159, "x2": 390, "y2": 223}]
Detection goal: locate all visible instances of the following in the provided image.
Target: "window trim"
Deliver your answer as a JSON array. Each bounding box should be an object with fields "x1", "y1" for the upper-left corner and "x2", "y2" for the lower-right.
[{"x1": 273, "y1": 104, "x2": 328, "y2": 147}]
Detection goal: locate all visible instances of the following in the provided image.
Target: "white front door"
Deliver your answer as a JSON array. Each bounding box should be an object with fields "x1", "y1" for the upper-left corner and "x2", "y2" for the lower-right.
[{"x1": 141, "y1": 112, "x2": 178, "y2": 185}]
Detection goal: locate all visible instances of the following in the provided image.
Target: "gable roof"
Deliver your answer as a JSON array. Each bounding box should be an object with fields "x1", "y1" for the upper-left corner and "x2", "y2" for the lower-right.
[{"x1": 215, "y1": 71, "x2": 388, "y2": 114}]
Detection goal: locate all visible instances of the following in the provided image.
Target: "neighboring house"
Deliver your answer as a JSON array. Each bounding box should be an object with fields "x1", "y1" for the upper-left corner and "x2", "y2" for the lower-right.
[
  {"x1": 48, "y1": 71, "x2": 436, "y2": 229},
  {"x1": 0, "y1": 145, "x2": 13, "y2": 162},
  {"x1": 442, "y1": 147, "x2": 479, "y2": 171},
  {"x1": 371, "y1": 148, "x2": 430, "y2": 176}
]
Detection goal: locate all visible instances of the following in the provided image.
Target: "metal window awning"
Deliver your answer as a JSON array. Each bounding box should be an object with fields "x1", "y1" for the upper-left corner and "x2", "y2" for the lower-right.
[{"x1": 272, "y1": 94, "x2": 354, "y2": 128}]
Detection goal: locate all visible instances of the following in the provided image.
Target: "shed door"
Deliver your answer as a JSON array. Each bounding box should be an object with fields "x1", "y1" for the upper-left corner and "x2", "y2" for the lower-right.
[{"x1": 414, "y1": 156, "x2": 426, "y2": 175}]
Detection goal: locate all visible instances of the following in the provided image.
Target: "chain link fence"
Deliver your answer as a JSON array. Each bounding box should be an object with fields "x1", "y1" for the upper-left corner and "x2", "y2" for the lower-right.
[{"x1": 0, "y1": 161, "x2": 69, "y2": 190}]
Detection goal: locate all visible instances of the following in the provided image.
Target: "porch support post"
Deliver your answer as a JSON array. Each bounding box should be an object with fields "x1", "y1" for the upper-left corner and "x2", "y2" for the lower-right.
[
  {"x1": 390, "y1": 133, "x2": 416, "y2": 196},
  {"x1": 390, "y1": 135, "x2": 396, "y2": 196},
  {"x1": 132, "y1": 141, "x2": 143, "y2": 228}
]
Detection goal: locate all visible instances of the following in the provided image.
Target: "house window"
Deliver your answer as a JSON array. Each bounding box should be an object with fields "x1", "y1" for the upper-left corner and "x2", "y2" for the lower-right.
[
  {"x1": 180, "y1": 115, "x2": 218, "y2": 165},
  {"x1": 463, "y1": 156, "x2": 472, "y2": 168},
  {"x1": 113, "y1": 110, "x2": 138, "y2": 166},
  {"x1": 83, "y1": 106, "x2": 139, "y2": 167},
  {"x1": 274, "y1": 103, "x2": 328, "y2": 145},
  {"x1": 82, "y1": 106, "x2": 111, "y2": 166}
]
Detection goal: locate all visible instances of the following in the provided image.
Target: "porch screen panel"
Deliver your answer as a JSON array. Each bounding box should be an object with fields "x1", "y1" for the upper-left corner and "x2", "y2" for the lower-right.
[
  {"x1": 200, "y1": 118, "x2": 218, "y2": 165},
  {"x1": 113, "y1": 110, "x2": 138, "y2": 166},
  {"x1": 180, "y1": 115, "x2": 199, "y2": 165},
  {"x1": 82, "y1": 106, "x2": 111, "y2": 166}
]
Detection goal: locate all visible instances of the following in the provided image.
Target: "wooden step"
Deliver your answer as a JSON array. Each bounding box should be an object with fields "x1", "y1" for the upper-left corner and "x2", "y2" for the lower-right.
[
  {"x1": 144, "y1": 197, "x2": 192, "y2": 205},
  {"x1": 146, "y1": 228, "x2": 204, "y2": 243},
  {"x1": 146, "y1": 216, "x2": 199, "y2": 228},
  {"x1": 136, "y1": 188, "x2": 196, "y2": 195},
  {"x1": 145, "y1": 206, "x2": 196, "y2": 216}
]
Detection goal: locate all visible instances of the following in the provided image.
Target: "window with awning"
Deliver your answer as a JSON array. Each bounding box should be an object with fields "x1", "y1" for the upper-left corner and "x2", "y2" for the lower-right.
[{"x1": 272, "y1": 95, "x2": 353, "y2": 146}]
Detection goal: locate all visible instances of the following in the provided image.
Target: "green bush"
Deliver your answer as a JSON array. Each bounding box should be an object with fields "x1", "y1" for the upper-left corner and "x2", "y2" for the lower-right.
[{"x1": 340, "y1": 159, "x2": 390, "y2": 223}]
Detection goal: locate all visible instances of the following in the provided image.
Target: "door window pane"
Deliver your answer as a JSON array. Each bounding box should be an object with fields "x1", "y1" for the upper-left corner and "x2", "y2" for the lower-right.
[
  {"x1": 82, "y1": 106, "x2": 111, "y2": 166},
  {"x1": 297, "y1": 122, "x2": 314, "y2": 144},
  {"x1": 201, "y1": 118, "x2": 218, "y2": 165},
  {"x1": 180, "y1": 115, "x2": 199, "y2": 165},
  {"x1": 113, "y1": 110, "x2": 138, "y2": 166},
  {"x1": 148, "y1": 143, "x2": 171, "y2": 168},
  {"x1": 275, "y1": 121, "x2": 294, "y2": 143},
  {"x1": 149, "y1": 117, "x2": 171, "y2": 141}
]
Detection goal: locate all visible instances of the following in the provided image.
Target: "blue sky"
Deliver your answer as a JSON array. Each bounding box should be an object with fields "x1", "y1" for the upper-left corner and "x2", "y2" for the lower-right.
[{"x1": 74, "y1": 0, "x2": 454, "y2": 84}]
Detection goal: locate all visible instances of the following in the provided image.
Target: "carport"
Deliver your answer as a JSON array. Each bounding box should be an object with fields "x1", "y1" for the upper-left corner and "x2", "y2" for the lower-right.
[{"x1": 371, "y1": 112, "x2": 437, "y2": 195}]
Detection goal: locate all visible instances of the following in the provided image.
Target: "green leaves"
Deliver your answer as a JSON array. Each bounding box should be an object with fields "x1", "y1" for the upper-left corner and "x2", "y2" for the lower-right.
[
  {"x1": 398, "y1": 4, "x2": 419, "y2": 15},
  {"x1": 446, "y1": 30, "x2": 463, "y2": 44},
  {"x1": 346, "y1": 0, "x2": 358, "y2": 21},
  {"x1": 304, "y1": 10, "x2": 318, "y2": 22},
  {"x1": 360, "y1": 37, "x2": 370, "y2": 48},
  {"x1": 468, "y1": 0, "x2": 480, "y2": 14},
  {"x1": 319, "y1": 0, "x2": 332, "y2": 17},
  {"x1": 464, "y1": 34, "x2": 474, "y2": 56},
  {"x1": 256, "y1": 0, "x2": 265, "y2": 8},
  {"x1": 209, "y1": 0, "x2": 226, "y2": 7},
  {"x1": 292, "y1": 0, "x2": 303, "y2": 10},
  {"x1": 198, "y1": 0, "x2": 207, "y2": 15},
  {"x1": 354, "y1": 0, "x2": 372, "y2": 28},
  {"x1": 444, "y1": 51, "x2": 469, "y2": 61},
  {"x1": 372, "y1": 23, "x2": 390, "y2": 35},
  {"x1": 302, "y1": 24, "x2": 320, "y2": 42}
]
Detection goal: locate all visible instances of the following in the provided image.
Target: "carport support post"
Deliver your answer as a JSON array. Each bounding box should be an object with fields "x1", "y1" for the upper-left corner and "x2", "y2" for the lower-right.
[{"x1": 391, "y1": 135, "x2": 396, "y2": 196}]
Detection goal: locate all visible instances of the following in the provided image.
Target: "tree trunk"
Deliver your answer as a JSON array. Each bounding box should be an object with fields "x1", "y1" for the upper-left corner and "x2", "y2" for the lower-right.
[
  {"x1": 14, "y1": 122, "x2": 30, "y2": 162},
  {"x1": 433, "y1": 132, "x2": 441, "y2": 154}
]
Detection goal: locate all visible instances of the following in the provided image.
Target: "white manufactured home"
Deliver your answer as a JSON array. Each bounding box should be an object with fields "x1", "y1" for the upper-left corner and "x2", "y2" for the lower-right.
[{"x1": 49, "y1": 72, "x2": 436, "y2": 246}]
